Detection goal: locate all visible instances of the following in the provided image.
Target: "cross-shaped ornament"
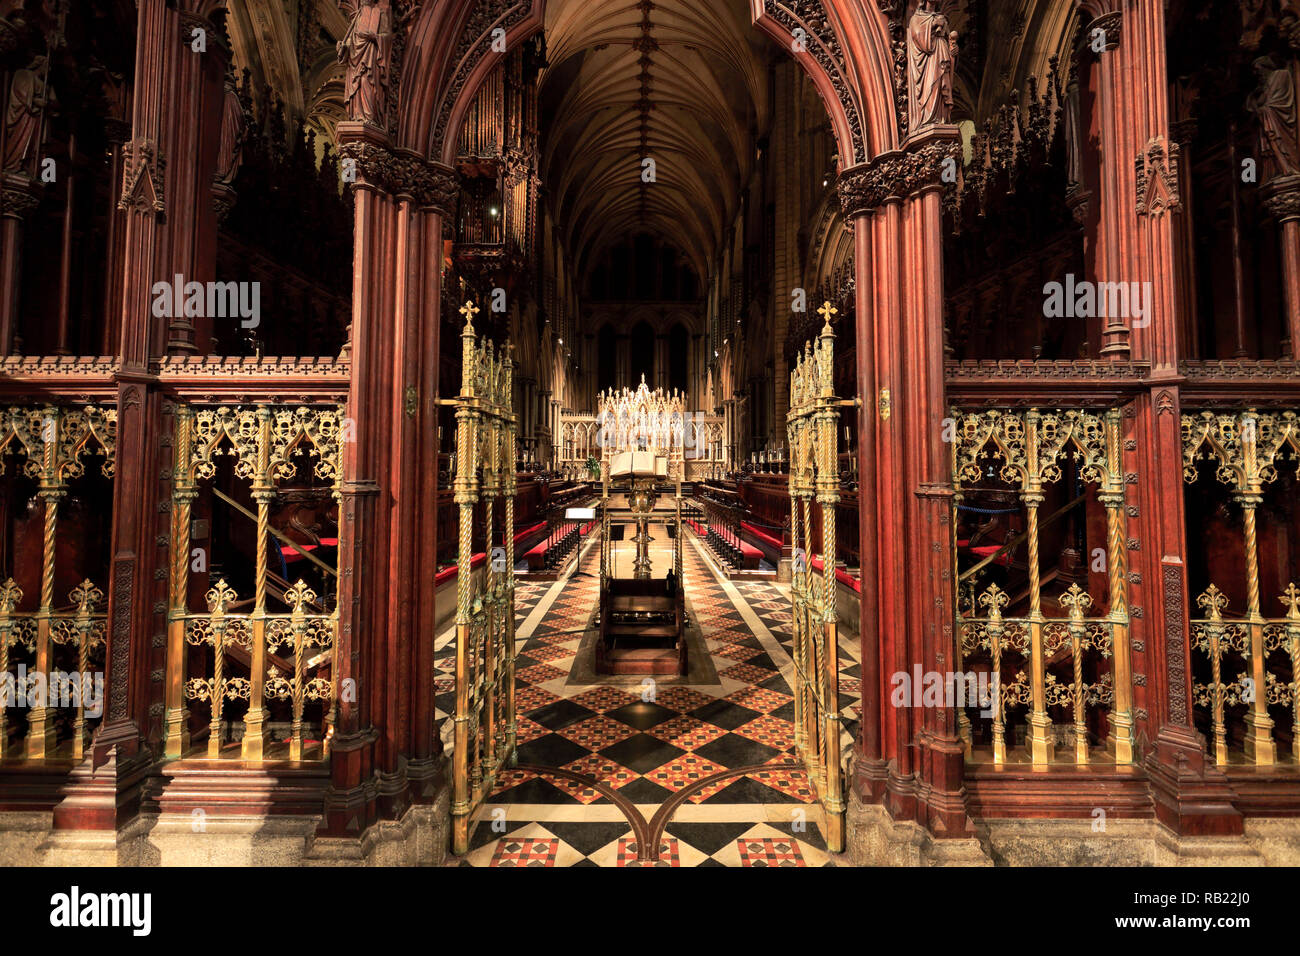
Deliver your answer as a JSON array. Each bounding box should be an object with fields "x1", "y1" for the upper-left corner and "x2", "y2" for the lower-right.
[
  {"x1": 1282, "y1": 582, "x2": 1300, "y2": 619},
  {"x1": 460, "y1": 300, "x2": 480, "y2": 326},
  {"x1": 817, "y1": 301, "x2": 837, "y2": 327}
]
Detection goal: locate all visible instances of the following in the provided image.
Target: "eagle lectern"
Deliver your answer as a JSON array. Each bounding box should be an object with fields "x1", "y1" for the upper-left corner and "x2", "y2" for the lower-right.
[{"x1": 597, "y1": 451, "x2": 686, "y2": 675}]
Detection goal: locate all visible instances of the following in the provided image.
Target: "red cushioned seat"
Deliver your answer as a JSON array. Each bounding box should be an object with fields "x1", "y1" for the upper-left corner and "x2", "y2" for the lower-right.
[
  {"x1": 741, "y1": 521, "x2": 783, "y2": 553},
  {"x1": 281, "y1": 537, "x2": 340, "y2": 563},
  {"x1": 805, "y1": 554, "x2": 861, "y2": 592},
  {"x1": 968, "y1": 544, "x2": 1013, "y2": 567},
  {"x1": 434, "y1": 551, "x2": 487, "y2": 587}
]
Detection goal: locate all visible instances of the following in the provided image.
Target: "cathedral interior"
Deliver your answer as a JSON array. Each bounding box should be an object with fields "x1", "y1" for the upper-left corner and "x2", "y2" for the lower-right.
[{"x1": 1, "y1": 0, "x2": 1300, "y2": 872}]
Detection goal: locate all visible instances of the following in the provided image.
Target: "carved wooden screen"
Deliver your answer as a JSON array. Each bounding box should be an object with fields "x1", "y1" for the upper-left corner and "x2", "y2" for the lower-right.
[
  {"x1": 451, "y1": 301, "x2": 518, "y2": 855},
  {"x1": 786, "y1": 308, "x2": 845, "y2": 853}
]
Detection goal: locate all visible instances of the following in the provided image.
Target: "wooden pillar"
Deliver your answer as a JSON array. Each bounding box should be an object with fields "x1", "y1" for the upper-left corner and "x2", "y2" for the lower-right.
[
  {"x1": 0, "y1": 176, "x2": 41, "y2": 354},
  {"x1": 838, "y1": 193, "x2": 884, "y2": 800},
  {"x1": 328, "y1": 126, "x2": 458, "y2": 833},
  {"x1": 1263, "y1": 180, "x2": 1300, "y2": 359},
  {"x1": 64, "y1": 0, "x2": 177, "y2": 832},
  {"x1": 1104, "y1": 0, "x2": 1244, "y2": 835},
  {"x1": 1087, "y1": 8, "x2": 1134, "y2": 359},
  {"x1": 838, "y1": 127, "x2": 969, "y2": 837}
]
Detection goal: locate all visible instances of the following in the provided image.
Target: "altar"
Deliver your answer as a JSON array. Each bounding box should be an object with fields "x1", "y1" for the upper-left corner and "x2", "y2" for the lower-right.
[{"x1": 557, "y1": 377, "x2": 728, "y2": 482}]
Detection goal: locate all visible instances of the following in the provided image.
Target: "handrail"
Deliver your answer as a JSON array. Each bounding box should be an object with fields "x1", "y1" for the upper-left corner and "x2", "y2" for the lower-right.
[
  {"x1": 958, "y1": 491, "x2": 1087, "y2": 582},
  {"x1": 212, "y1": 486, "x2": 337, "y2": 579}
]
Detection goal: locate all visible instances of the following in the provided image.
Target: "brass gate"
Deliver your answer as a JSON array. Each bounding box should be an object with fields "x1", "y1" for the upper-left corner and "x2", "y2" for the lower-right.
[
  {"x1": 786, "y1": 306, "x2": 845, "y2": 853},
  {"x1": 451, "y1": 301, "x2": 518, "y2": 855}
]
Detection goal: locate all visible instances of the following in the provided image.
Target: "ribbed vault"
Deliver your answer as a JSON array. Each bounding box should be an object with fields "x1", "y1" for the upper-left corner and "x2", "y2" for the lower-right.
[{"x1": 539, "y1": 0, "x2": 778, "y2": 285}]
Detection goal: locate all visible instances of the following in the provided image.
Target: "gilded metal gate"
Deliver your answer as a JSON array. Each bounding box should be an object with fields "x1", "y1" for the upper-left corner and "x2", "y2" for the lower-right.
[
  {"x1": 786, "y1": 305, "x2": 845, "y2": 853},
  {"x1": 451, "y1": 301, "x2": 518, "y2": 855}
]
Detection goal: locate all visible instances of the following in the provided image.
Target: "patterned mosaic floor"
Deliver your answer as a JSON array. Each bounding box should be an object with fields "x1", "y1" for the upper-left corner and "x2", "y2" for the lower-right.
[{"x1": 434, "y1": 528, "x2": 860, "y2": 867}]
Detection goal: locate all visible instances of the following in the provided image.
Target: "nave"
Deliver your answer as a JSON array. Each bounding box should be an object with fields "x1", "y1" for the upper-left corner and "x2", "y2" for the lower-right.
[{"x1": 435, "y1": 527, "x2": 859, "y2": 866}]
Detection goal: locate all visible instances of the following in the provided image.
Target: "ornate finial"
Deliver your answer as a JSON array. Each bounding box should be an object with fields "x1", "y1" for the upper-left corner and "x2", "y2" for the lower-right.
[
  {"x1": 459, "y1": 300, "x2": 480, "y2": 328},
  {"x1": 1197, "y1": 584, "x2": 1228, "y2": 622},
  {"x1": 979, "y1": 582, "x2": 1008, "y2": 621},
  {"x1": 206, "y1": 578, "x2": 238, "y2": 614},
  {"x1": 1280, "y1": 583, "x2": 1300, "y2": 621},
  {"x1": 285, "y1": 579, "x2": 318, "y2": 616},
  {"x1": 1059, "y1": 583, "x2": 1093, "y2": 620},
  {"x1": 817, "y1": 300, "x2": 838, "y2": 330},
  {"x1": 69, "y1": 579, "x2": 104, "y2": 615},
  {"x1": 0, "y1": 578, "x2": 22, "y2": 614}
]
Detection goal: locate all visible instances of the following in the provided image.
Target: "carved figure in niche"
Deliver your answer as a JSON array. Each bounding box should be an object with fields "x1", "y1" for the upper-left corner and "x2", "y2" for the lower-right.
[
  {"x1": 907, "y1": 0, "x2": 958, "y2": 131},
  {"x1": 3, "y1": 55, "x2": 50, "y2": 173},
  {"x1": 1246, "y1": 56, "x2": 1300, "y2": 179},
  {"x1": 337, "y1": 0, "x2": 392, "y2": 128},
  {"x1": 213, "y1": 70, "x2": 246, "y2": 185}
]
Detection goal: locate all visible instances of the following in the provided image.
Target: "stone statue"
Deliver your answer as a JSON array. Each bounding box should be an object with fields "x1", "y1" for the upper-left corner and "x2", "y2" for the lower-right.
[
  {"x1": 337, "y1": 0, "x2": 392, "y2": 127},
  {"x1": 3, "y1": 55, "x2": 49, "y2": 173},
  {"x1": 906, "y1": 0, "x2": 958, "y2": 131},
  {"x1": 213, "y1": 71, "x2": 246, "y2": 185},
  {"x1": 1247, "y1": 56, "x2": 1300, "y2": 179}
]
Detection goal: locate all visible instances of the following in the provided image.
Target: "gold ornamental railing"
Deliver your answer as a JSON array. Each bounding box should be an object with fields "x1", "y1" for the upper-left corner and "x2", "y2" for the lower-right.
[
  {"x1": 1183, "y1": 409, "x2": 1300, "y2": 766},
  {"x1": 0, "y1": 405, "x2": 115, "y2": 759},
  {"x1": 179, "y1": 577, "x2": 335, "y2": 760},
  {"x1": 0, "y1": 578, "x2": 107, "y2": 760},
  {"x1": 952, "y1": 407, "x2": 1134, "y2": 767},
  {"x1": 786, "y1": 303, "x2": 844, "y2": 853},
  {"x1": 451, "y1": 300, "x2": 517, "y2": 855},
  {"x1": 164, "y1": 403, "x2": 343, "y2": 761}
]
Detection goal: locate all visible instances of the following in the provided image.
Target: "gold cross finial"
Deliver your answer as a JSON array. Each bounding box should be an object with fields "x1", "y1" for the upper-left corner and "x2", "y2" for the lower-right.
[
  {"x1": 1281, "y1": 582, "x2": 1300, "y2": 620},
  {"x1": 459, "y1": 300, "x2": 480, "y2": 326},
  {"x1": 817, "y1": 301, "x2": 837, "y2": 325}
]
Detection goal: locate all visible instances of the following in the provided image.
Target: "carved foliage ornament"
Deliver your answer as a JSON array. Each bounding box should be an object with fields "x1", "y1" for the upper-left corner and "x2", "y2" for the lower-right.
[
  {"x1": 764, "y1": 0, "x2": 866, "y2": 164},
  {"x1": 1164, "y1": 564, "x2": 1188, "y2": 725},
  {"x1": 337, "y1": 140, "x2": 459, "y2": 214},
  {"x1": 431, "y1": 0, "x2": 531, "y2": 159},
  {"x1": 837, "y1": 135, "x2": 961, "y2": 216}
]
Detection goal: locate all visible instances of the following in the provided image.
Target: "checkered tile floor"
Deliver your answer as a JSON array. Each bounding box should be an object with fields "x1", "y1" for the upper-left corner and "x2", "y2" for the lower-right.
[{"x1": 435, "y1": 529, "x2": 858, "y2": 867}]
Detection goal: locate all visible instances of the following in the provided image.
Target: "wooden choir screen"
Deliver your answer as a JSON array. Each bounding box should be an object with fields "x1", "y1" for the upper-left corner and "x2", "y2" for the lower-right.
[
  {"x1": 951, "y1": 408, "x2": 1135, "y2": 768},
  {"x1": 164, "y1": 404, "x2": 343, "y2": 762},
  {"x1": 786, "y1": 308, "x2": 845, "y2": 853},
  {"x1": 1182, "y1": 409, "x2": 1300, "y2": 767},
  {"x1": 0, "y1": 405, "x2": 116, "y2": 759},
  {"x1": 451, "y1": 302, "x2": 518, "y2": 855}
]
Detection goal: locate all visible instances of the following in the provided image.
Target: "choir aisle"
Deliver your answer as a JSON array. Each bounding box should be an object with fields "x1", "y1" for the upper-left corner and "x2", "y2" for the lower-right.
[{"x1": 433, "y1": 528, "x2": 860, "y2": 866}]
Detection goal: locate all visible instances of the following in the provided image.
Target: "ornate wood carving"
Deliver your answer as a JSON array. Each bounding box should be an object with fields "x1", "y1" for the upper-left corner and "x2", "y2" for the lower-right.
[
  {"x1": 1164, "y1": 563, "x2": 1188, "y2": 725},
  {"x1": 763, "y1": 0, "x2": 866, "y2": 164},
  {"x1": 338, "y1": 139, "x2": 460, "y2": 214},
  {"x1": 1135, "y1": 137, "x2": 1181, "y2": 217},
  {"x1": 109, "y1": 554, "x2": 133, "y2": 720},
  {"x1": 905, "y1": 0, "x2": 958, "y2": 131},
  {"x1": 118, "y1": 137, "x2": 165, "y2": 216},
  {"x1": 431, "y1": 1, "x2": 532, "y2": 159},
  {"x1": 837, "y1": 135, "x2": 961, "y2": 216}
]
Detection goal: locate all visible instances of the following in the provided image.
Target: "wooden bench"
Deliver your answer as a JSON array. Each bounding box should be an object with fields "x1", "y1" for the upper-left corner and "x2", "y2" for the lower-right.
[{"x1": 598, "y1": 578, "x2": 685, "y2": 675}]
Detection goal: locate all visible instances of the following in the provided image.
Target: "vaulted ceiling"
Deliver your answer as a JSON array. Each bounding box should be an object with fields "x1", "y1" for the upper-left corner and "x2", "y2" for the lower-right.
[{"x1": 538, "y1": 0, "x2": 778, "y2": 288}]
